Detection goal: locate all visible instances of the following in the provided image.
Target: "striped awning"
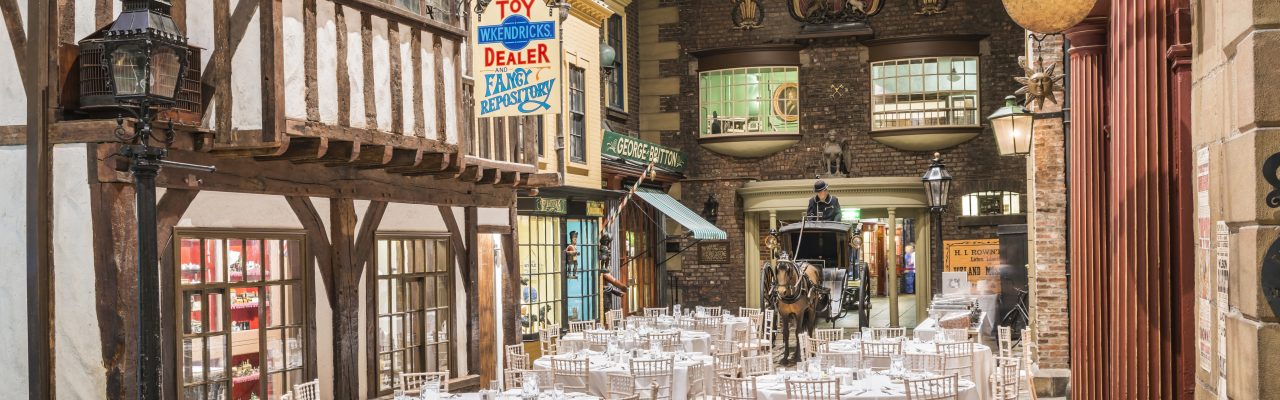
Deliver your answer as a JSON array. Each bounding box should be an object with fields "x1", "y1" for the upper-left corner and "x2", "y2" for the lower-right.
[{"x1": 634, "y1": 188, "x2": 727, "y2": 240}]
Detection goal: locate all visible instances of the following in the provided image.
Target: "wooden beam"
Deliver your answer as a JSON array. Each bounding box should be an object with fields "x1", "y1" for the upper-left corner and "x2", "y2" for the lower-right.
[
  {"x1": 155, "y1": 188, "x2": 199, "y2": 400},
  {"x1": 505, "y1": 204, "x2": 521, "y2": 347},
  {"x1": 479, "y1": 167, "x2": 500, "y2": 185},
  {"x1": 89, "y1": 182, "x2": 138, "y2": 400},
  {"x1": 261, "y1": 0, "x2": 285, "y2": 144},
  {"x1": 439, "y1": 205, "x2": 469, "y2": 283},
  {"x1": 332, "y1": 0, "x2": 465, "y2": 40},
  {"x1": 330, "y1": 198, "x2": 360, "y2": 400},
  {"x1": 387, "y1": 151, "x2": 450, "y2": 175},
  {"x1": 360, "y1": 12, "x2": 376, "y2": 130},
  {"x1": 335, "y1": 4, "x2": 351, "y2": 127},
  {"x1": 411, "y1": 28, "x2": 425, "y2": 137},
  {"x1": 356, "y1": 200, "x2": 387, "y2": 400},
  {"x1": 523, "y1": 172, "x2": 562, "y2": 188},
  {"x1": 291, "y1": 139, "x2": 359, "y2": 164},
  {"x1": 0, "y1": 124, "x2": 23, "y2": 145},
  {"x1": 353, "y1": 200, "x2": 388, "y2": 265},
  {"x1": 388, "y1": 21, "x2": 404, "y2": 134},
  {"x1": 494, "y1": 171, "x2": 520, "y2": 187},
  {"x1": 303, "y1": 0, "x2": 319, "y2": 121},
  {"x1": 458, "y1": 165, "x2": 480, "y2": 182},
  {"x1": 285, "y1": 118, "x2": 454, "y2": 153},
  {"x1": 332, "y1": 143, "x2": 392, "y2": 168},
  {"x1": 284, "y1": 196, "x2": 336, "y2": 304},
  {"x1": 432, "y1": 35, "x2": 446, "y2": 142},
  {"x1": 464, "y1": 206, "x2": 479, "y2": 378},
  {"x1": 356, "y1": 148, "x2": 421, "y2": 170},
  {"x1": 1, "y1": 0, "x2": 27, "y2": 86},
  {"x1": 255, "y1": 137, "x2": 330, "y2": 161},
  {"x1": 26, "y1": 0, "x2": 55, "y2": 396}
]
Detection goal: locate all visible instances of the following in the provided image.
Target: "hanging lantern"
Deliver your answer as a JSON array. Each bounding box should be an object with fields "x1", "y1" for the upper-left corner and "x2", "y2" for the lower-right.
[
  {"x1": 101, "y1": 0, "x2": 189, "y2": 105},
  {"x1": 988, "y1": 95, "x2": 1035, "y2": 156},
  {"x1": 1001, "y1": 0, "x2": 1096, "y2": 34},
  {"x1": 921, "y1": 153, "x2": 953, "y2": 211}
]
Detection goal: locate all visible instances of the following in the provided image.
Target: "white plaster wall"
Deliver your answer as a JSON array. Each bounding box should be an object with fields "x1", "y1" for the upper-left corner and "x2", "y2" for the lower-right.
[
  {"x1": 283, "y1": 0, "x2": 307, "y2": 120},
  {"x1": 0, "y1": 147, "x2": 29, "y2": 399},
  {"x1": 0, "y1": 0, "x2": 27, "y2": 125},
  {"x1": 231, "y1": 0, "x2": 264, "y2": 130},
  {"x1": 345, "y1": 8, "x2": 366, "y2": 129},
  {"x1": 73, "y1": 0, "x2": 118, "y2": 44},
  {"x1": 478, "y1": 207, "x2": 511, "y2": 226},
  {"x1": 421, "y1": 31, "x2": 438, "y2": 140},
  {"x1": 316, "y1": 0, "x2": 338, "y2": 125},
  {"x1": 187, "y1": 0, "x2": 217, "y2": 130},
  {"x1": 399, "y1": 26, "x2": 414, "y2": 134},
  {"x1": 52, "y1": 144, "x2": 108, "y2": 399},
  {"x1": 372, "y1": 17, "x2": 392, "y2": 132},
  {"x1": 442, "y1": 40, "x2": 458, "y2": 144}
]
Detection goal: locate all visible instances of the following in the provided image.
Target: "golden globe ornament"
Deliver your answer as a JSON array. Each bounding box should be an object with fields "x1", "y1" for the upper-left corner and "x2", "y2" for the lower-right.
[{"x1": 1001, "y1": 0, "x2": 1095, "y2": 33}]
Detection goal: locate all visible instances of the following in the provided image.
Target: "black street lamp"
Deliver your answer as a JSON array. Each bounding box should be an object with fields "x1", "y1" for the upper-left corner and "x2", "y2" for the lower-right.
[
  {"x1": 921, "y1": 152, "x2": 953, "y2": 297},
  {"x1": 99, "y1": 1, "x2": 212, "y2": 399}
]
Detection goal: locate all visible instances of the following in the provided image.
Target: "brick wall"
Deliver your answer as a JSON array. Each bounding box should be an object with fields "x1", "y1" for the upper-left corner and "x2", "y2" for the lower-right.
[
  {"x1": 642, "y1": 0, "x2": 1029, "y2": 308},
  {"x1": 1026, "y1": 33, "x2": 1070, "y2": 371}
]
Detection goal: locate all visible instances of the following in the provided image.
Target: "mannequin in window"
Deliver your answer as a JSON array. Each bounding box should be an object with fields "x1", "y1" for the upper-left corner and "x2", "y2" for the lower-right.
[
  {"x1": 710, "y1": 111, "x2": 723, "y2": 134},
  {"x1": 806, "y1": 179, "x2": 843, "y2": 221}
]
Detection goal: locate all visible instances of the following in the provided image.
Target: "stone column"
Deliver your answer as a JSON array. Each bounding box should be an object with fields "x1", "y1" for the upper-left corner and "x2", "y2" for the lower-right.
[
  {"x1": 1064, "y1": 13, "x2": 1108, "y2": 400},
  {"x1": 887, "y1": 208, "x2": 898, "y2": 327}
]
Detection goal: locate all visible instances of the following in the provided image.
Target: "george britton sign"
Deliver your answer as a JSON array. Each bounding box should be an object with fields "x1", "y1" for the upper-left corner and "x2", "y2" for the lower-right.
[{"x1": 473, "y1": 0, "x2": 562, "y2": 117}]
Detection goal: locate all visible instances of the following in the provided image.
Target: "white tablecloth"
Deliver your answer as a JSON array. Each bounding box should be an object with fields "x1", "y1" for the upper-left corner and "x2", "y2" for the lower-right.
[
  {"x1": 450, "y1": 390, "x2": 600, "y2": 399},
  {"x1": 753, "y1": 372, "x2": 980, "y2": 400},
  {"x1": 533, "y1": 352, "x2": 714, "y2": 399},
  {"x1": 820, "y1": 339, "x2": 993, "y2": 399},
  {"x1": 560, "y1": 329, "x2": 713, "y2": 354}
]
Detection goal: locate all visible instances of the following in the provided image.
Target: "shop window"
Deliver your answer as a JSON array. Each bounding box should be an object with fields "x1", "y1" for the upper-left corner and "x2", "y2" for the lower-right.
[
  {"x1": 569, "y1": 66, "x2": 586, "y2": 163},
  {"x1": 960, "y1": 191, "x2": 1024, "y2": 216},
  {"x1": 698, "y1": 67, "x2": 800, "y2": 136},
  {"x1": 177, "y1": 233, "x2": 307, "y2": 400},
  {"x1": 871, "y1": 57, "x2": 980, "y2": 130},
  {"x1": 519, "y1": 215, "x2": 564, "y2": 337},
  {"x1": 565, "y1": 219, "x2": 600, "y2": 323},
  {"x1": 607, "y1": 15, "x2": 625, "y2": 110},
  {"x1": 374, "y1": 237, "x2": 453, "y2": 395}
]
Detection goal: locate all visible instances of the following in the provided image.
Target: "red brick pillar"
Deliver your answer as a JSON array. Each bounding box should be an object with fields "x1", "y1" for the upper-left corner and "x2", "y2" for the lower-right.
[
  {"x1": 1064, "y1": 14, "x2": 1109, "y2": 400},
  {"x1": 1106, "y1": 0, "x2": 1193, "y2": 396}
]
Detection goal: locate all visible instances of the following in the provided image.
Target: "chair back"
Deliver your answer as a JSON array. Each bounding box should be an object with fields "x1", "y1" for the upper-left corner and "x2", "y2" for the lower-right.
[
  {"x1": 738, "y1": 307, "x2": 762, "y2": 320},
  {"x1": 605, "y1": 309, "x2": 625, "y2": 329},
  {"x1": 713, "y1": 351, "x2": 741, "y2": 376},
  {"x1": 569, "y1": 320, "x2": 598, "y2": 334},
  {"x1": 703, "y1": 306, "x2": 723, "y2": 317},
  {"x1": 644, "y1": 307, "x2": 669, "y2": 317},
  {"x1": 864, "y1": 327, "x2": 906, "y2": 341},
  {"x1": 685, "y1": 362, "x2": 708, "y2": 398},
  {"x1": 551, "y1": 358, "x2": 592, "y2": 393},
  {"x1": 904, "y1": 374, "x2": 960, "y2": 400},
  {"x1": 904, "y1": 353, "x2": 945, "y2": 373},
  {"x1": 292, "y1": 379, "x2": 320, "y2": 400},
  {"x1": 715, "y1": 375, "x2": 758, "y2": 400},
  {"x1": 629, "y1": 358, "x2": 674, "y2": 400},
  {"x1": 732, "y1": 325, "x2": 759, "y2": 356},
  {"x1": 816, "y1": 352, "x2": 859, "y2": 369},
  {"x1": 813, "y1": 328, "x2": 844, "y2": 342},
  {"x1": 997, "y1": 326, "x2": 1013, "y2": 358},
  {"x1": 586, "y1": 330, "x2": 615, "y2": 351},
  {"x1": 799, "y1": 334, "x2": 828, "y2": 362},
  {"x1": 784, "y1": 379, "x2": 840, "y2": 400},
  {"x1": 643, "y1": 331, "x2": 679, "y2": 349},
  {"x1": 507, "y1": 353, "x2": 530, "y2": 370},
  {"x1": 936, "y1": 341, "x2": 976, "y2": 381},
  {"x1": 504, "y1": 369, "x2": 552, "y2": 390},
  {"x1": 992, "y1": 356, "x2": 1022, "y2": 400},
  {"x1": 694, "y1": 316, "x2": 724, "y2": 340},
  {"x1": 607, "y1": 372, "x2": 637, "y2": 399},
  {"x1": 400, "y1": 371, "x2": 450, "y2": 394},
  {"x1": 540, "y1": 326, "x2": 560, "y2": 356},
  {"x1": 741, "y1": 354, "x2": 775, "y2": 377},
  {"x1": 859, "y1": 341, "x2": 902, "y2": 370},
  {"x1": 938, "y1": 328, "x2": 971, "y2": 343}
]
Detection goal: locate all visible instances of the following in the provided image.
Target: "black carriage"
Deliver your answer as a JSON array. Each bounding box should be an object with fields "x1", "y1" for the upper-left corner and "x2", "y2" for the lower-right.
[{"x1": 762, "y1": 218, "x2": 872, "y2": 327}]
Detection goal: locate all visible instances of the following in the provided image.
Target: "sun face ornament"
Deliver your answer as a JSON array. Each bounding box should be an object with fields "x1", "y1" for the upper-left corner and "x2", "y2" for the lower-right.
[{"x1": 1014, "y1": 56, "x2": 1065, "y2": 111}]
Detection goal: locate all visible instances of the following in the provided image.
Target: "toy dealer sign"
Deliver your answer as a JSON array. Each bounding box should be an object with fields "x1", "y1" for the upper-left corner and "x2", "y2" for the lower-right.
[{"x1": 472, "y1": 0, "x2": 562, "y2": 117}]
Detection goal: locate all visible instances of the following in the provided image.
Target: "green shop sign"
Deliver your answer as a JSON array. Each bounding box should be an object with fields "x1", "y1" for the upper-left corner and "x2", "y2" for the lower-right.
[
  {"x1": 519, "y1": 197, "x2": 567, "y2": 215},
  {"x1": 601, "y1": 130, "x2": 687, "y2": 173}
]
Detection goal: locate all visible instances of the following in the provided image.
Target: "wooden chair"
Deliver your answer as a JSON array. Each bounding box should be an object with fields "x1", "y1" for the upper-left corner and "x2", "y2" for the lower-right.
[
  {"x1": 784, "y1": 378, "x2": 840, "y2": 400},
  {"x1": 644, "y1": 331, "x2": 680, "y2": 350},
  {"x1": 551, "y1": 358, "x2": 592, "y2": 393},
  {"x1": 740, "y1": 354, "x2": 775, "y2": 377},
  {"x1": 760, "y1": 309, "x2": 776, "y2": 354},
  {"x1": 569, "y1": 320, "x2": 598, "y2": 334},
  {"x1": 997, "y1": 326, "x2": 1014, "y2": 358},
  {"x1": 540, "y1": 325, "x2": 560, "y2": 356},
  {"x1": 400, "y1": 371, "x2": 450, "y2": 395},
  {"x1": 904, "y1": 353, "x2": 945, "y2": 373},
  {"x1": 992, "y1": 356, "x2": 1022, "y2": 400},
  {"x1": 630, "y1": 358, "x2": 674, "y2": 400},
  {"x1": 504, "y1": 368, "x2": 552, "y2": 391},
  {"x1": 715, "y1": 374, "x2": 758, "y2": 400},
  {"x1": 605, "y1": 309, "x2": 625, "y2": 330},
  {"x1": 738, "y1": 307, "x2": 761, "y2": 320},
  {"x1": 799, "y1": 334, "x2": 828, "y2": 362},
  {"x1": 695, "y1": 316, "x2": 725, "y2": 341},
  {"x1": 686, "y1": 362, "x2": 708, "y2": 398},
  {"x1": 939, "y1": 328, "x2": 970, "y2": 343},
  {"x1": 813, "y1": 328, "x2": 844, "y2": 342},
  {"x1": 507, "y1": 353, "x2": 530, "y2": 370},
  {"x1": 713, "y1": 351, "x2": 741, "y2": 376},
  {"x1": 904, "y1": 374, "x2": 960, "y2": 400},
  {"x1": 713, "y1": 339, "x2": 740, "y2": 356},
  {"x1": 936, "y1": 341, "x2": 976, "y2": 381},
  {"x1": 864, "y1": 327, "x2": 906, "y2": 341},
  {"x1": 607, "y1": 372, "x2": 637, "y2": 399},
  {"x1": 703, "y1": 306, "x2": 723, "y2": 317},
  {"x1": 1021, "y1": 327, "x2": 1038, "y2": 400},
  {"x1": 644, "y1": 307, "x2": 669, "y2": 317},
  {"x1": 586, "y1": 330, "x2": 615, "y2": 352},
  {"x1": 732, "y1": 325, "x2": 759, "y2": 356},
  {"x1": 816, "y1": 351, "x2": 859, "y2": 369},
  {"x1": 291, "y1": 379, "x2": 320, "y2": 400},
  {"x1": 859, "y1": 341, "x2": 902, "y2": 370}
]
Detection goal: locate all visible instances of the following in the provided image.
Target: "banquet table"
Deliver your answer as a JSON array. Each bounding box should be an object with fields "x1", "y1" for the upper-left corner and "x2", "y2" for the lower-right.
[
  {"x1": 449, "y1": 390, "x2": 600, "y2": 399},
  {"x1": 560, "y1": 329, "x2": 713, "y2": 354},
  {"x1": 753, "y1": 370, "x2": 980, "y2": 400},
  {"x1": 660, "y1": 315, "x2": 753, "y2": 340},
  {"x1": 820, "y1": 339, "x2": 994, "y2": 398},
  {"x1": 532, "y1": 350, "x2": 714, "y2": 399}
]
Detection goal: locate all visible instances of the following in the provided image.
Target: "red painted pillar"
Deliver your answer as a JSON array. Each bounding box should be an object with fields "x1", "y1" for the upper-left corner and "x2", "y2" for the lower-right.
[
  {"x1": 1166, "y1": 0, "x2": 1196, "y2": 397},
  {"x1": 1064, "y1": 14, "x2": 1109, "y2": 400}
]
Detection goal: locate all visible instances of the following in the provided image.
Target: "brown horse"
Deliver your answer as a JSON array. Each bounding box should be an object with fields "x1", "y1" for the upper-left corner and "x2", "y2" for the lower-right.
[{"x1": 769, "y1": 259, "x2": 825, "y2": 365}]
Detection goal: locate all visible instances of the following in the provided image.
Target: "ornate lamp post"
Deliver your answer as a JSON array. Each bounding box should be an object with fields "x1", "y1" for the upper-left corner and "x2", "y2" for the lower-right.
[
  {"x1": 99, "y1": 2, "x2": 213, "y2": 398},
  {"x1": 989, "y1": 95, "x2": 1035, "y2": 156},
  {"x1": 921, "y1": 153, "x2": 953, "y2": 296}
]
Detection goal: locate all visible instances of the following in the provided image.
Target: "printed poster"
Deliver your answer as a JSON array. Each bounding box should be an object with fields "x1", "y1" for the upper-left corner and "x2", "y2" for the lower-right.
[
  {"x1": 1195, "y1": 147, "x2": 1213, "y2": 372},
  {"x1": 942, "y1": 239, "x2": 1001, "y2": 292},
  {"x1": 472, "y1": 0, "x2": 562, "y2": 117}
]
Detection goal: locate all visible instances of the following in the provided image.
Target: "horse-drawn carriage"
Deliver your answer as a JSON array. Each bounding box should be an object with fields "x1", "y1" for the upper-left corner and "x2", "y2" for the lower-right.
[{"x1": 761, "y1": 218, "x2": 870, "y2": 364}]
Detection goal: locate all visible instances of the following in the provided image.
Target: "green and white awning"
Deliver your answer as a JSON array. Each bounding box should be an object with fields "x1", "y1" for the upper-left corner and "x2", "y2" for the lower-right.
[{"x1": 634, "y1": 188, "x2": 727, "y2": 240}]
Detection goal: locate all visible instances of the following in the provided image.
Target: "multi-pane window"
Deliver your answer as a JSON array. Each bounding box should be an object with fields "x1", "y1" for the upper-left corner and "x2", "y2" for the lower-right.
[
  {"x1": 698, "y1": 67, "x2": 800, "y2": 136},
  {"x1": 375, "y1": 237, "x2": 453, "y2": 395},
  {"x1": 569, "y1": 66, "x2": 586, "y2": 163},
  {"x1": 960, "y1": 191, "x2": 1024, "y2": 216},
  {"x1": 565, "y1": 219, "x2": 600, "y2": 323},
  {"x1": 607, "y1": 15, "x2": 625, "y2": 110},
  {"x1": 386, "y1": 0, "x2": 454, "y2": 22},
  {"x1": 871, "y1": 57, "x2": 980, "y2": 130},
  {"x1": 518, "y1": 215, "x2": 564, "y2": 338},
  {"x1": 177, "y1": 234, "x2": 307, "y2": 400}
]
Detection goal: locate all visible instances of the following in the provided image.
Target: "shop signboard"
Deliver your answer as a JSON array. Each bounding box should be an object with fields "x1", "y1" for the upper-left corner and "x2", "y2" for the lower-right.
[
  {"x1": 943, "y1": 239, "x2": 1001, "y2": 292},
  {"x1": 601, "y1": 130, "x2": 687, "y2": 172},
  {"x1": 519, "y1": 197, "x2": 567, "y2": 215},
  {"x1": 585, "y1": 201, "x2": 606, "y2": 217},
  {"x1": 698, "y1": 240, "x2": 731, "y2": 264},
  {"x1": 472, "y1": 0, "x2": 561, "y2": 117}
]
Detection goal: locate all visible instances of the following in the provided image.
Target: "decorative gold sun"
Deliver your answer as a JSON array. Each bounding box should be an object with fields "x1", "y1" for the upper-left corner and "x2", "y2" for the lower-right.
[{"x1": 1014, "y1": 56, "x2": 1065, "y2": 111}]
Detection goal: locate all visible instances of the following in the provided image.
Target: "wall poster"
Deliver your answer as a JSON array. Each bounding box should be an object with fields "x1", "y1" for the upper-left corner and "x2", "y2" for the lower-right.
[
  {"x1": 1196, "y1": 147, "x2": 1213, "y2": 373},
  {"x1": 942, "y1": 239, "x2": 1000, "y2": 293},
  {"x1": 472, "y1": 0, "x2": 562, "y2": 117}
]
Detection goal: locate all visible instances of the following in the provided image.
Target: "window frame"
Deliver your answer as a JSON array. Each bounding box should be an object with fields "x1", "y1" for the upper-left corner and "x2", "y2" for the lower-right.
[
  {"x1": 606, "y1": 14, "x2": 626, "y2": 111},
  {"x1": 569, "y1": 65, "x2": 587, "y2": 163},
  {"x1": 960, "y1": 190, "x2": 1025, "y2": 217},
  {"x1": 869, "y1": 56, "x2": 982, "y2": 132},
  {"x1": 518, "y1": 214, "x2": 566, "y2": 338},
  {"x1": 173, "y1": 229, "x2": 311, "y2": 400},
  {"x1": 370, "y1": 234, "x2": 455, "y2": 397},
  {"x1": 697, "y1": 66, "x2": 801, "y2": 137}
]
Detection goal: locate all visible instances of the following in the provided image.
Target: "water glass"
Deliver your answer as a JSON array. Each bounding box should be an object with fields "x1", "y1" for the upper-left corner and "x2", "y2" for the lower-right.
[
  {"x1": 522, "y1": 372, "x2": 540, "y2": 395},
  {"x1": 861, "y1": 330, "x2": 873, "y2": 342},
  {"x1": 890, "y1": 354, "x2": 905, "y2": 374},
  {"x1": 394, "y1": 389, "x2": 409, "y2": 400},
  {"x1": 419, "y1": 381, "x2": 441, "y2": 400},
  {"x1": 553, "y1": 383, "x2": 565, "y2": 400}
]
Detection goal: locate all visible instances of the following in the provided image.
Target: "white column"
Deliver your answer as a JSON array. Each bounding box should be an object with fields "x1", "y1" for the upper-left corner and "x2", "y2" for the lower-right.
[
  {"x1": 745, "y1": 213, "x2": 761, "y2": 308},
  {"x1": 887, "y1": 208, "x2": 898, "y2": 327}
]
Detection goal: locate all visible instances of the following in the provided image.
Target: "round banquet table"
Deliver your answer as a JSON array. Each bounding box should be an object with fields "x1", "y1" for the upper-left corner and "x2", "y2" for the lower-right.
[
  {"x1": 533, "y1": 351, "x2": 714, "y2": 399},
  {"x1": 560, "y1": 329, "x2": 713, "y2": 354},
  {"x1": 753, "y1": 371, "x2": 980, "y2": 400},
  {"x1": 820, "y1": 339, "x2": 993, "y2": 399}
]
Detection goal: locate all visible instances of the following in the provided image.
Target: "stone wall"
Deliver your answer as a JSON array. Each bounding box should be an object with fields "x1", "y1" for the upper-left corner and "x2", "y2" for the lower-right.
[
  {"x1": 1192, "y1": 0, "x2": 1280, "y2": 397},
  {"x1": 640, "y1": 0, "x2": 1030, "y2": 308}
]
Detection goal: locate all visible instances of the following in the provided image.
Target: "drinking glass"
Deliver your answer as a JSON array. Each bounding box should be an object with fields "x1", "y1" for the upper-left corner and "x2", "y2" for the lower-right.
[
  {"x1": 553, "y1": 383, "x2": 565, "y2": 400},
  {"x1": 419, "y1": 381, "x2": 441, "y2": 400},
  {"x1": 490, "y1": 379, "x2": 501, "y2": 392},
  {"x1": 522, "y1": 372, "x2": 540, "y2": 396},
  {"x1": 890, "y1": 354, "x2": 905, "y2": 374},
  {"x1": 393, "y1": 389, "x2": 409, "y2": 400}
]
